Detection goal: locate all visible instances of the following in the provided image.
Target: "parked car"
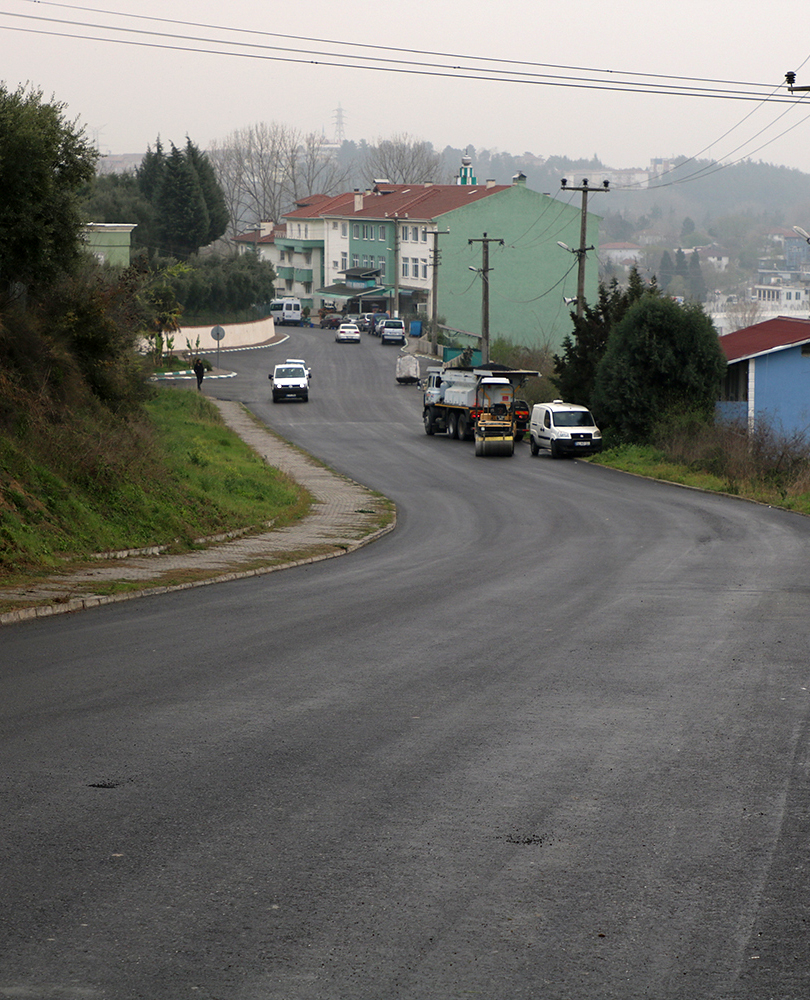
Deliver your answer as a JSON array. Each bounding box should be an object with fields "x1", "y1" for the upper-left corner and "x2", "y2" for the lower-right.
[
  {"x1": 335, "y1": 323, "x2": 361, "y2": 343},
  {"x1": 358, "y1": 313, "x2": 376, "y2": 332},
  {"x1": 320, "y1": 313, "x2": 343, "y2": 329},
  {"x1": 379, "y1": 318, "x2": 407, "y2": 345},
  {"x1": 370, "y1": 312, "x2": 390, "y2": 335},
  {"x1": 528, "y1": 400, "x2": 602, "y2": 457}
]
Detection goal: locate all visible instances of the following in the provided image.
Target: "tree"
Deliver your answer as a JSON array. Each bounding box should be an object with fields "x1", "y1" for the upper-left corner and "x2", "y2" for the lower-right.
[
  {"x1": 361, "y1": 133, "x2": 446, "y2": 185},
  {"x1": 0, "y1": 83, "x2": 97, "y2": 294},
  {"x1": 156, "y1": 143, "x2": 210, "y2": 258},
  {"x1": 184, "y1": 137, "x2": 229, "y2": 245},
  {"x1": 591, "y1": 296, "x2": 727, "y2": 442},
  {"x1": 79, "y1": 172, "x2": 158, "y2": 253},
  {"x1": 688, "y1": 249, "x2": 707, "y2": 302},
  {"x1": 552, "y1": 267, "x2": 654, "y2": 407},
  {"x1": 658, "y1": 251, "x2": 675, "y2": 290}
]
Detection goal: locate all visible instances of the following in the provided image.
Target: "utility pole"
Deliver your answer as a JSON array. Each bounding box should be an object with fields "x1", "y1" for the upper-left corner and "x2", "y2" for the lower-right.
[
  {"x1": 468, "y1": 232, "x2": 503, "y2": 364},
  {"x1": 559, "y1": 178, "x2": 609, "y2": 319},
  {"x1": 426, "y1": 226, "x2": 450, "y2": 356}
]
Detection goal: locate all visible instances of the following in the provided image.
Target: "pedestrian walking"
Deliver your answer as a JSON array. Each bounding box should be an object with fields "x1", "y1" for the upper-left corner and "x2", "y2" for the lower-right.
[{"x1": 193, "y1": 358, "x2": 205, "y2": 391}]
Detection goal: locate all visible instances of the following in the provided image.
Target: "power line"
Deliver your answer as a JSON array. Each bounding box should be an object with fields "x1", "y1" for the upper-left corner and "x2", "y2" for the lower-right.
[{"x1": 1, "y1": 6, "x2": 804, "y2": 104}]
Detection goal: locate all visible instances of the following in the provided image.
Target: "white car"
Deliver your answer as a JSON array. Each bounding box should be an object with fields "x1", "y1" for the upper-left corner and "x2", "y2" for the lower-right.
[
  {"x1": 335, "y1": 323, "x2": 361, "y2": 343},
  {"x1": 528, "y1": 400, "x2": 602, "y2": 458}
]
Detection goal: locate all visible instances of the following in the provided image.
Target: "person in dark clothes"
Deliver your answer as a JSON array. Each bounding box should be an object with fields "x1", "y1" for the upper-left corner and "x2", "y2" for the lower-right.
[{"x1": 193, "y1": 358, "x2": 205, "y2": 390}]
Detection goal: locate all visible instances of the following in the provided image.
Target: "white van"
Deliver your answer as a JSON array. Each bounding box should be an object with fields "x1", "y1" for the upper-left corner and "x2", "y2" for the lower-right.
[
  {"x1": 269, "y1": 298, "x2": 303, "y2": 326},
  {"x1": 529, "y1": 400, "x2": 602, "y2": 458},
  {"x1": 269, "y1": 359, "x2": 310, "y2": 402}
]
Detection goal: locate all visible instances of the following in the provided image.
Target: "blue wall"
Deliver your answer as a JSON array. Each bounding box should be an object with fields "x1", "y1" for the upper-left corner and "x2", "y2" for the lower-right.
[{"x1": 753, "y1": 345, "x2": 810, "y2": 436}]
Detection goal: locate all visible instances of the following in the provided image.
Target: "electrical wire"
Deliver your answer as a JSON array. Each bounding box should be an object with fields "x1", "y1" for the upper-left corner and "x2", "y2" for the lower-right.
[{"x1": 0, "y1": 4, "x2": 802, "y2": 104}]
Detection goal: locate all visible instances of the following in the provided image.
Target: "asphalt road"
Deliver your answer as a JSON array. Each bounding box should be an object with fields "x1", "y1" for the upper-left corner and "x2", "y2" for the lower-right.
[{"x1": 2, "y1": 327, "x2": 810, "y2": 999}]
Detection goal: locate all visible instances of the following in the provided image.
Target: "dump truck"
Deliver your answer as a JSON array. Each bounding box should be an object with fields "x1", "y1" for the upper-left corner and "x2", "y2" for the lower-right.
[{"x1": 422, "y1": 363, "x2": 539, "y2": 457}]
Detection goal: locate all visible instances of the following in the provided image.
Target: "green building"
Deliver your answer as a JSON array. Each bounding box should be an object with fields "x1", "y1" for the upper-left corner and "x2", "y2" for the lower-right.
[{"x1": 236, "y1": 162, "x2": 600, "y2": 352}]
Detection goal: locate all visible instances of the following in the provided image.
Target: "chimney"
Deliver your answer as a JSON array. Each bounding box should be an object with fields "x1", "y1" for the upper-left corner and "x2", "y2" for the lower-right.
[
  {"x1": 486, "y1": 179, "x2": 497, "y2": 189},
  {"x1": 354, "y1": 191, "x2": 364, "y2": 211}
]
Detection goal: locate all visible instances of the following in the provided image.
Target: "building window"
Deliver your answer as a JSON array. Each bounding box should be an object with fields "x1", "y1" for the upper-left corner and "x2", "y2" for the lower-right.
[
  {"x1": 378, "y1": 225, "x2": 386, "y2": 241},
  {"x1": 379, "y1": 259, "x2": 386, "y2": 278},
  {"x1": 352, "y1": 253, "x2": 359, "y2": 268},
  {"x1": 297, "y1": 225, "x2": 301, "y2": 237},
  {"x1": 286, "y1": 279, "x2": 293, "y2": 290},
  {"x1": 304, "y1": 225, "x2": 309, "y2": 238},
  {"x1": 304, "y1": 252, "x2": 311, "y2": 265},
  {"x1": 401, "y1": 225, "x2": 408, "y2": 241},
  {"x1": 279, "y1": 251, "x2": 286, "y2": 262},
  {"x1": 402, "y1": 259, "x2": 409, "y2": 278},
  {"x1": 352, "y1": 224, "x2": 360, "y2": 239},
  {"x1": 368, "y1": 256, "x2": 375, "y2": 269},
  {"x1": 341, "y1": 222, "x2": 348, "y2": 237},
  {"x1": 341, "y1": 252, "x2": 348, "y2": 271},
  {"x1": 304, "y1": 283, "x2": 312, "y2": 294},
  {"x1": 332, "y1": 220, "x2": 338, "y2": 229},
  {"x1": 362, "y1": 255, "x2": 369, "y2": 268},
  {"x1": 422, "y1": 228, "x2": 428, "y2": 243},
  {"x1": 421, "y1": 259, "x2": 428, "y2": 279},
  {"x1": 332, "y1": 260, "x2": 339, "y2": 270},
  {"x1": 411, "y1": 226, "x2": 419, "y2": 242}
]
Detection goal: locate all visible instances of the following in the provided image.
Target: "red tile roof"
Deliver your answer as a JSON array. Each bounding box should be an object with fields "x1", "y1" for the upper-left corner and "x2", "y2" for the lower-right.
[
  {"x1": 720, "y1": 316, "x2": 810, "y2": 363},
  {"x1": 283, "y1": 183, "x2": 508, "y2": 222}
]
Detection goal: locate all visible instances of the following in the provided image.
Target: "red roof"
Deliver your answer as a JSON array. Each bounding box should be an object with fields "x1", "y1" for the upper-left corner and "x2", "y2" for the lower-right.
[
  {"x1": 283, "y1": 182, "x2": 508, "y2": 222},
  {"x1": 720, "y1": 316, "x2": 810, "y2": 363}
]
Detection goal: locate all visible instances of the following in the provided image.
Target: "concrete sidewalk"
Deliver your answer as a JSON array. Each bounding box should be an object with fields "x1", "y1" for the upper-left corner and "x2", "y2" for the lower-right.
[{"x1": 0, "y1": 399, "x2": 394, "y2": 627}]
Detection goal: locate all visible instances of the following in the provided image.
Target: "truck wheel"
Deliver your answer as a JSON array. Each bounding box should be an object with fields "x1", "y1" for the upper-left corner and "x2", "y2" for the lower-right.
[
  {"x1": 302, "y1": 393, "x2": 309, "y2": 402},
  {"x1": 530, "y1": 436, "x2": 539, "y2": 456},
  {"x1": 446, "y1": 412, "x2": 458, "y2": 439},
  {"x1": 423, "y1": 408, "x2": 435, "y2": 436},
  {"x1": 457, "y1": 415, "x2": 469, "y2": 441},
  {"x1": 272, "y1": 393, "x2": 279, "y2": 403}
]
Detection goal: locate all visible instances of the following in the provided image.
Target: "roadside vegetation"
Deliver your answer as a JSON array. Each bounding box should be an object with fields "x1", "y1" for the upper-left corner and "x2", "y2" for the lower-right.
[
  {"x1": 0, "y1": 84, "x2": 308, "y2": 584},
  {"x1": 0, "y1": 382, "x2": 310, "y2": 579}
]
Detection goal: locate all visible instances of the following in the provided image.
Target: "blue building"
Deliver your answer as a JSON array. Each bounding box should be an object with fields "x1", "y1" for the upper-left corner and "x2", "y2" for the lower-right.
[{"x1": 718, "y1": 316, "x2": 810, "y2": 436}]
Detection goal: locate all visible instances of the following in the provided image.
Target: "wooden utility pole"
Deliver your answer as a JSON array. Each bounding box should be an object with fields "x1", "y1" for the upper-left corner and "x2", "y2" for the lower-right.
[
  {"x1": 468, "y1": 232, "x2": 503, "y2": 364},
  {"x1": 426, "y1": 226, "x2": 450, "y2": 355},
  {"x1": 559, "y1": 178, "x2": 609, "y2": 319}
]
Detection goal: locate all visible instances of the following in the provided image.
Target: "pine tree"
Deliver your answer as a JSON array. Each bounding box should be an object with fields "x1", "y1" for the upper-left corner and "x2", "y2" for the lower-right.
[
  {"x1": 688, "y1": 250, "x2": 707, "y2": 302},
  {"x1": 156, "y1": 144, "x2": 209, "y2": 258},
  {"x1": 658, "y1": 251, "x2": 674, "y2": 290},
  {"x1": 552, "y1": 267, "x2": 656, "y2": 408},
  {"x1": 184, "y1": 137, "x2": 229, "y2": 245}
]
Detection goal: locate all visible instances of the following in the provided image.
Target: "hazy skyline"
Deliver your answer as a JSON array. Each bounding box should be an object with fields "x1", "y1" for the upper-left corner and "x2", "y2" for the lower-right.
[{"x1": 2, "y1": 0, "x2": 810, "y2": 178}]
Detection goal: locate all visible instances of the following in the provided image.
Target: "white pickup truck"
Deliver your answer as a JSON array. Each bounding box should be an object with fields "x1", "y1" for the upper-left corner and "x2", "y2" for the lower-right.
[{"x1": 269, "y1": 359, "x2": 310, "y2": 403}]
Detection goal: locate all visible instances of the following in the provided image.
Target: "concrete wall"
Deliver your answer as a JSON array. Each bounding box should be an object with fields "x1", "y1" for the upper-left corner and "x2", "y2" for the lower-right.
[{"x1": 178, "y1": 317, "x2": 276, "y2": 352}]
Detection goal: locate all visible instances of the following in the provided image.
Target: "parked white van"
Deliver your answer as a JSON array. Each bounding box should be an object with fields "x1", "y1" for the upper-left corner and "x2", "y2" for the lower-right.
[
  {"x1": 269, "y1": 298, "x2": 303, "y2": 326},
  {"x1": 528, "y1": 400, "x2": 602, "y2": 458}
]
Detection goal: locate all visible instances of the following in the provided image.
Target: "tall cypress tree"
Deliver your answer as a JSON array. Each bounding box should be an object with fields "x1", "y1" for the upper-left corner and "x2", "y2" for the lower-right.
[
  {"x1": 156, "y1": 144, "x2": 209, "y2": 258},
  {"x1": 184, "y1": 137, "x2": 229, "y2": 245},
  {"x1": 688, "y1": 249, "x2": 707, "y2": 302},
  {"x1": 658, "y1": 250, "x2": 674, "y2": 290}
]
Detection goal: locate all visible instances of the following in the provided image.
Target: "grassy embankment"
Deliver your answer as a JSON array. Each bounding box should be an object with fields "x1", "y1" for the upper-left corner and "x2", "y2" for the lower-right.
[
  {"x1": 589, "y1": 435, "x2": 810, "y2": 517},
  {"x1": 0, "y1": 388, "x2": 312, "y2": 587}
]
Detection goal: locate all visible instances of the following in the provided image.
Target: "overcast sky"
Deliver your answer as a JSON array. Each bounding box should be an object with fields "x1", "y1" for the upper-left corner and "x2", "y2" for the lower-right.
[{"x1": 2, "y1": 0, "x2": 810, "y2": 175}]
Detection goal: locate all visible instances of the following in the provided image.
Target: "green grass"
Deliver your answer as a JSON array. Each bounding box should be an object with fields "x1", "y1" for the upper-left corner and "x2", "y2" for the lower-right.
[
  {"x1": 0, "y1": 388, "x2": 311, "y2": 576},
  {"x1": 590, "y1": 444, "x2": 810, "y2": 515}
]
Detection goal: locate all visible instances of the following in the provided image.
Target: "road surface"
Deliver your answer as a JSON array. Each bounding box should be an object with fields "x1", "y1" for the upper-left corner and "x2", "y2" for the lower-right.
[{"x1": 2, "y1": 327, "x2": 809, "y2": 999}]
